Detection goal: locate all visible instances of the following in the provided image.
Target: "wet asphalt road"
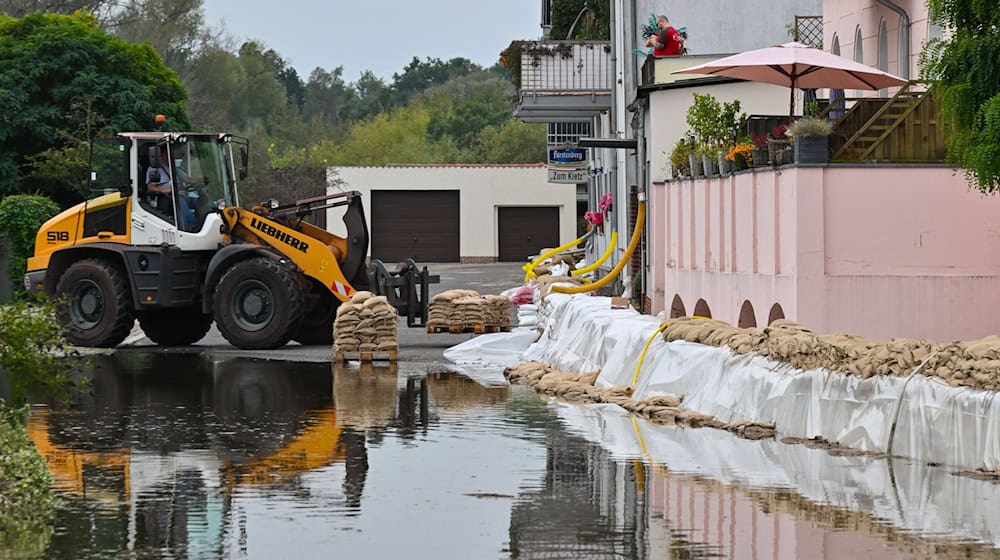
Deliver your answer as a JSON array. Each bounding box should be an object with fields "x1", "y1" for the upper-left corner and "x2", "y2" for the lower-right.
[{"x1": 115, "y1": 262, "x2": 527, "y2": 363}]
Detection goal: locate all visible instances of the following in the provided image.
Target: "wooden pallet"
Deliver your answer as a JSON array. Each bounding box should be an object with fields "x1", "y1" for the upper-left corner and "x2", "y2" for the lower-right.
[
  {"x1": 426, "y1": 324, "x2": 513, "y2": 335},
  {"x1": 335, "y1": 350, "x2": 398, "y2": 364}
]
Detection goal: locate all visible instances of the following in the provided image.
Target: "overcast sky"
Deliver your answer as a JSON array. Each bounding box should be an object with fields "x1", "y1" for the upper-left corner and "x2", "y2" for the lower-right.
[{"x1": 202, "y1": 0, "x2": 542, "y2": 82}]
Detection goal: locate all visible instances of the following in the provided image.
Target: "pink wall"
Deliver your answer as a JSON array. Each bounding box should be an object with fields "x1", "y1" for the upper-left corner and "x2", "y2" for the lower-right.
[
  {"x1": 649, "y1": 166, "x2": 1000, "y2": 340},
  {"x1": 823, "y1": 0, "x2": 932, "y2": 81}
]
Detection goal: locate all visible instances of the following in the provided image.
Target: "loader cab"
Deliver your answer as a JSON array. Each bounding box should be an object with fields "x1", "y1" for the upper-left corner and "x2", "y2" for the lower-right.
[{"x1": 117, "y1": 132, "x2": 245, "y2": 250}]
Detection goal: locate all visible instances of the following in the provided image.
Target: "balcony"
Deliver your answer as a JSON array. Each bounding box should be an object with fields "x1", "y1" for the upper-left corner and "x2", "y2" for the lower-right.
[
  {"x1": 639, "y1": 54, "x2": 732, "y2": 87},
  {"x1": 506, "y1": 41, "x2": 612, "y2": 123}
]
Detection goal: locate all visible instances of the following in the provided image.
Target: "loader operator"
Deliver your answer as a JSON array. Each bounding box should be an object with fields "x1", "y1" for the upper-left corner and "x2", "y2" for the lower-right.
[{"x1": 145, "y1": 152, "x2": 197, "y2": 230}]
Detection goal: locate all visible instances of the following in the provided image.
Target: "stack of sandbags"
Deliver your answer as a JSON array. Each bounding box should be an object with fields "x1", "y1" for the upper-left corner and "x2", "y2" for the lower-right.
[
  {"x1": 334, "y1": 291, "x2": 399, "y2": 353},
  {"x1": 428, "y1": 289, "x2": 479, "y2": 327},
  {"x1": 481, "y1": 295, "x2": 512, "y2": 327}
]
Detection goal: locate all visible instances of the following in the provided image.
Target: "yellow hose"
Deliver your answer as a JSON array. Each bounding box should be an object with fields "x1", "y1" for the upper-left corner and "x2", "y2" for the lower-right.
[
  {"x1": 552, "y1": 200, "x2": 646, "y2": 295},
  {"x1": 571, "y1": 231, "x2": 618, "y2": 276},
  {"x1": 522, "y1": 231, "x2": 590, "y2": 282},
  {"x1": 632, "y1": 321, "x2": 670, "y2": 386}
]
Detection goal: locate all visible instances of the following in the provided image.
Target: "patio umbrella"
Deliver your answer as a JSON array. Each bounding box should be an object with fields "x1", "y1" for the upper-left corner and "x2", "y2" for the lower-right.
[{"x1": 672, "y1": 41, "x2": 907, "y2": 116}]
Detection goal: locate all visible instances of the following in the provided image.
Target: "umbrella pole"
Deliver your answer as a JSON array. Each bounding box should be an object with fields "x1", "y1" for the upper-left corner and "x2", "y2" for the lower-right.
[{"x1": 789, "y1": 87, "x2": 795, "y2": 118}]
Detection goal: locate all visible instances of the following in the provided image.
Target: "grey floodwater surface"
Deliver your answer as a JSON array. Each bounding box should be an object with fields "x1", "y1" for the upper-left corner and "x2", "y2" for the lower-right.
[{"x1": 25, "y1": 353, "x2": 1000, "y2": 559}]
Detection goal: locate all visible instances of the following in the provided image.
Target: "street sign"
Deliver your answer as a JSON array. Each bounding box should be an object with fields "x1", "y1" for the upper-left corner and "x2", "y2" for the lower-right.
[
  {"x1": 548, "y1": 168, "x2": 588, "y2": 183},
  {"x1": 548, "y1": 144, "x2": 588, "y2": 184}
]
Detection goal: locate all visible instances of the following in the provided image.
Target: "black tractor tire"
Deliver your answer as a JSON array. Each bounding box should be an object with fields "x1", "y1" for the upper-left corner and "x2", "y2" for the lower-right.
[
  {"x1": 55, "y1": 258, "x2": 135, "y2": 348},
  {"x1": 138, "y1": 308, "x2": 214, "y2": 346},
  {"x1": 292, "y1": 279, "x2": 340, "y2": 346},
  {"x1": 213, "y1": 257, "x2": 305, "y2": 350}
]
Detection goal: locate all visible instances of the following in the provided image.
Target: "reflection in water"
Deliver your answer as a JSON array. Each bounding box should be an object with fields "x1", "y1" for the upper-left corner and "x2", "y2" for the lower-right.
[{"x1": 24, "y1": 354, "x2": 1000, "y2": 559}]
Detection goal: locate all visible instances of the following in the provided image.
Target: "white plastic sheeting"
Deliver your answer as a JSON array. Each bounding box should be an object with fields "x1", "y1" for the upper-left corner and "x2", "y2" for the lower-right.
[
  {"x1": 555, "y1": 401, "x2": 1000, "y2": 548},
  {"x1": 528, "y1": 295, "x2": 1000, "y2": 472}
]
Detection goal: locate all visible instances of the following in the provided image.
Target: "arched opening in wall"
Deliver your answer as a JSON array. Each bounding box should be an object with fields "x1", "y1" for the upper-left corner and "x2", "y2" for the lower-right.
[
  {"x1": 768, "y1": 303, "x2": 785, "y2": 325},
  {"x1": 670, "y1": 295, "x2": 686, "y2": 319},
  {"x1": 693, "y1": 299, "x2": 711, "y2": 319},
  {"x1": 898, "y1": 15, "x2": 910, "y2": 80},
  {"x1": 738, "y1": 301, "x2": 757, "y2": 328},
  {"x1": 831, "y1": 34, "x2": 840, "y2": 56}
]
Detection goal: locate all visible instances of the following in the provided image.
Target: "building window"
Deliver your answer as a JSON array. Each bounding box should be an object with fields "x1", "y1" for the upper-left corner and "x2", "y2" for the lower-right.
[
  {"x1": 831, "y1": 34, "x2": 840, "y2": 55},
  {"x1": 854, "y1": 27, "x2": 864, "y2": 97},
  {"x1": 878, "y1": 19, "x2": 889, "y2": 96},
  {"x1": 898, "y1": 15, "x2": 910, "y2": 80},
  {"x1": 547, "y1": 122, "x2": 592, "y2": 146}
]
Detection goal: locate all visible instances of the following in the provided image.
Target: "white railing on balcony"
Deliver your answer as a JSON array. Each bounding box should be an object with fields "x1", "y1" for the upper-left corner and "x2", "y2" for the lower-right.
[{"x1": 519, "y1": 41, "x2": 612, "y2": 94}]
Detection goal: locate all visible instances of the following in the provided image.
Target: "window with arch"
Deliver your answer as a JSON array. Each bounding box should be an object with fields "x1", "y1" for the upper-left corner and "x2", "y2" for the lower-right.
[
  {"x1": 854, "y1": 27, "x2": 864, "y2": 97},
  {"x1": 831, "y1": 33, "x2": 840, "y2": 55},
  {"x1": 878, "y1": 19, "x2": 889, "y2": 97},
  {"x1": 898, "y1": 15, "x2": 910, "y2": 80}
]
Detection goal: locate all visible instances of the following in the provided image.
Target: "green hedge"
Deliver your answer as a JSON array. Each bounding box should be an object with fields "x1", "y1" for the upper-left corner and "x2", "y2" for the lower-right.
[{"x1": 0, "y1": 195, "x2": 60, "y2": 295}]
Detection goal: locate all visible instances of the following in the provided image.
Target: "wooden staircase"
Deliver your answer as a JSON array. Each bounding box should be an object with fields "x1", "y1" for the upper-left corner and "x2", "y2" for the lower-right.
[{"x1": 831, "y1": 82, "x2": 945, "y2": 163}]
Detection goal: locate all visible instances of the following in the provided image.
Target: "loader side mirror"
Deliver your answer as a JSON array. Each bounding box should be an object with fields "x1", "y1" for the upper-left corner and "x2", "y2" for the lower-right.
[{"x1": 239, "y1": 146, "x2": 249, "y2": 181}]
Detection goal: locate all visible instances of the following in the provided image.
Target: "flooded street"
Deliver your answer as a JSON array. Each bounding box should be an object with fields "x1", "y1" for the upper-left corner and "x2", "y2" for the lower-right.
[{"x1": 24, "y1": 352, "x2": 1000, "y2": 559}]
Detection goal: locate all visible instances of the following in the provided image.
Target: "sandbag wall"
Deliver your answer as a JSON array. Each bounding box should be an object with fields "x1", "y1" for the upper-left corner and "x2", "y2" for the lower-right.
[{"x1": 523, "y1": 294, "x2": 1000, "y2": 473}]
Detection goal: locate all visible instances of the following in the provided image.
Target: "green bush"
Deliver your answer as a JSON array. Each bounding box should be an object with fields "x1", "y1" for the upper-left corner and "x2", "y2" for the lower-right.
[
  {"x1": 550, "y1": 0, "x2": 610, "y2": 40},
  {"x1": 0, "y1": 403, "x2": 54, "y2": 555},
  {"x1": 789, "y1": 116, "x2": 834, "y2": 137},
  {"x1": 0, "y1": 301, "x2": 77, "y2": 404},
  {"x1": 0, "y1": 195, "x2": 60, "y2": 295},
  {"x1": 669, "y1": 139, "x2": 696, "y2": 176}
]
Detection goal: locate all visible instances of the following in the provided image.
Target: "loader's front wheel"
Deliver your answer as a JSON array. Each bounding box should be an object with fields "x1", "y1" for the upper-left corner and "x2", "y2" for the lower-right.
[
  {"x1": 213, "y1": 257, "x2": 304, "y2": 349},
  {"x1": 292, "y1": 280, "x2": 339, "y2": 346},
  {"x1": 138, "y1": 308, "x2": 213, "y2": 346},
  {"x1": 55, "y1": 258, "x2": 135, "y2": 348}
]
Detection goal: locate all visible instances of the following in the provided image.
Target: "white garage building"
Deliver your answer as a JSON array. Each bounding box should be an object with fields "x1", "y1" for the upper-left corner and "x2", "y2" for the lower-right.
[{"x1": 326, "y1": 164, "x2": 578, "y2": 263}]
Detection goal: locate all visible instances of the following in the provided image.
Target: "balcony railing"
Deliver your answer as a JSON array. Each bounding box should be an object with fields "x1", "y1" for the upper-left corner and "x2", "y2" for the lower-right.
[{"x1": 515, "y1": 41, "x2": 611, "y2": 95}]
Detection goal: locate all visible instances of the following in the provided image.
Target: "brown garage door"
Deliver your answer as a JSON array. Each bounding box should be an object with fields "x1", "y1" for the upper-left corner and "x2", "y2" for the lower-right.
[
  {"x1": 371, "y1": 190, "x2": 460, "y2": 262},
  {"x1": 498, "y1": 207, "x2": 560, "y2": 262}
]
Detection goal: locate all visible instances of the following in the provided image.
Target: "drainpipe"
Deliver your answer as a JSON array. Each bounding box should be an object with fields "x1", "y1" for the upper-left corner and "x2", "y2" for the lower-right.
[
  {"x1": 611, "y1": 0, "x2": 628, "y2": 292},
  {"x1": 875, "y1": 0, "x2": 910, "y2": 79}
]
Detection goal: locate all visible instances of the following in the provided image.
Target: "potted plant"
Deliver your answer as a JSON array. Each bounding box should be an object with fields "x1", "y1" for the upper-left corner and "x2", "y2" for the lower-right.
[
  {"x1": 700, "y1": 145, "x2": 718, "y2": 176},
  {"x1": 688, "y1": 150, "x2": 703, "y2": 177},
  {"x1": 669, "y1": 138, "x2": 695, "y2": 178},
  {"x1": 751, "y1": 133, "x2": 769, "y2": 166},
  {"x1": 726, "y1": 140, "x2": 754, "y2": 171},
  {"x1": 767, "y1": 124, "x2": 789, "y2": 164},
  {"x1": 716, "y1": 144, "x2": 732, "y2": 175},
  {"x1": 789, "y1": 116, "x2": 834, "y2": 164}
]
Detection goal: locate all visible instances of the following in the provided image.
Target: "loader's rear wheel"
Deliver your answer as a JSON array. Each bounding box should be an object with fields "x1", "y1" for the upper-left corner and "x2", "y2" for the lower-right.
[
  {"x1": 292, "y1": 280, "x2": 339, "y2": 346},
  {"x1": 214, "y1": 257, "x2": 304, "y2": 349},
  {"x1": 138, "y1": 308, "x2": 213, "y2": 346},
  {"x1": 55, "y1": 258, "x2": 134, "y2": 348}
]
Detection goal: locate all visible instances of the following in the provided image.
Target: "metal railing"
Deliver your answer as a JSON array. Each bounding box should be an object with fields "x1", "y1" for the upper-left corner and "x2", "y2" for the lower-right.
[{"x1": 518, "y1": 41, "x2": 612, "y2": 94}]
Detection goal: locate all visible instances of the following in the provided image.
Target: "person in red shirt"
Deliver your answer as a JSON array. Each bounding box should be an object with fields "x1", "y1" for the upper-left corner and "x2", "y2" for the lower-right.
[{"x1": 646, "y1": 15, "x2": 683, "y2": 56}]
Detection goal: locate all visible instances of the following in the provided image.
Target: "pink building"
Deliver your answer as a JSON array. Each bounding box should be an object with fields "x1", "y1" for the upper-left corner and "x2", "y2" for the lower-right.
[{"x1": 645, "y1": 1, "x2": 1000, "y2": 341}]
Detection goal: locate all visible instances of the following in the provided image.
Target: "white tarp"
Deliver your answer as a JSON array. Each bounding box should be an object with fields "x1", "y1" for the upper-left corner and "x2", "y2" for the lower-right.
[
  {"x1": 555, "y1": 401, "x2": 1000, "y2": 547},
  {"x1": 443, "y1": 328, "x2": 541, "y2": 387},
  {"x1": 529, "y1": 294, "x2": 1000, "y2": 472}
]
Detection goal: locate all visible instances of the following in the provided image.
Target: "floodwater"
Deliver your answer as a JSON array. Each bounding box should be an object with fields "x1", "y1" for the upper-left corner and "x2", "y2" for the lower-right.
[{"x1": 21, "y1": 353, "x2": 1000, "y2": 559}]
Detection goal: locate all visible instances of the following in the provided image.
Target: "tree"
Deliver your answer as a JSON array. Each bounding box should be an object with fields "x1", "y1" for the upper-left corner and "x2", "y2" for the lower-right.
[
  {"x1": 923, "y1": 0, "x2": 1000, "y2": 193},
  {"x1": 0, "y1": 13, "x2": 189, "y2": 203},
  {"x1": 390, "y1": 56, "x2": 479, "y2": 105},
  {"x1": 463, "y1": 120, "x2": 547, "y2": 164}
]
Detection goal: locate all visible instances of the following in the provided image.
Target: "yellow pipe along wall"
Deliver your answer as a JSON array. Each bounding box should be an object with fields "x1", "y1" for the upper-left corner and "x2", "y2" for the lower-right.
[
  {"x1": 552, "y1": 200, "x2": 646, "y2": 295},
  {"x1": 522, "y1": 230, "x2": 593, "y2": 282}
]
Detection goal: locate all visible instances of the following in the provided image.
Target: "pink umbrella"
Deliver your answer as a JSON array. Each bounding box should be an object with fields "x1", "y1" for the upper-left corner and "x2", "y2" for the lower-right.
[{"x1": 673, "y1": 41, "x2": 907, "y2": 116}]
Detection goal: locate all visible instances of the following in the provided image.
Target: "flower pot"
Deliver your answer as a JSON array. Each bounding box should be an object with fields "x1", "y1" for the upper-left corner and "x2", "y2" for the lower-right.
[
  {"x1": 688, "y1": 154, "x2": 703, "y2": 177},
  {"x1": 767, "y1": 138, "x2": 789, "y2": 163},
  {"x1": 702, "y1": 155, "x2": 717, "y2": 176},
  {"x1": 717, "y1": 154, "x2": 731, "y2": 175},
  {"x1": 794, "y1": 135, "x2": 830, "y2": 164},
  {"x1": 751, "y1": 146, "x2": 769, "y2": 167}
]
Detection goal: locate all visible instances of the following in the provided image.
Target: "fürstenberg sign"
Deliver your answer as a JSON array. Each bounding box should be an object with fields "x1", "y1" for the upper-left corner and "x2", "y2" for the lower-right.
[{"x1": 548, "y1": 144, "x2": 588, "y2": 184}]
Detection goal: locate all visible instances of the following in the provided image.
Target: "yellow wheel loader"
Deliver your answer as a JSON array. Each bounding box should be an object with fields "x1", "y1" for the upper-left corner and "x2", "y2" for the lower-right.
[{"x1": 25, "y1": 131, "x2": 436, "y2": 349}]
